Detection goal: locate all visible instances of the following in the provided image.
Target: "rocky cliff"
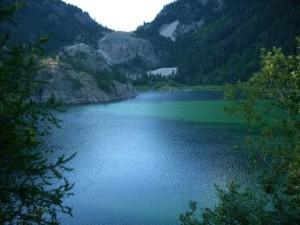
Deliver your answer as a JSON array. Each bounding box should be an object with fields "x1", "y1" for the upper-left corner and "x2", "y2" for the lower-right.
[
  {"x1": 33, "y1": 27, "x2": 163, "y2": 104},
  {"x1": 97, "y1": 32, "x2": 160, "y2": 67},
  {"x1": 58, "y1": 43, "x2": 110, "y2": 74},
  {"x1": 0, "y1": 0, "x2": 142, "y2": 104},
  {"x1": 36, "y1": 58, "x2": 136, "y2": 104}
]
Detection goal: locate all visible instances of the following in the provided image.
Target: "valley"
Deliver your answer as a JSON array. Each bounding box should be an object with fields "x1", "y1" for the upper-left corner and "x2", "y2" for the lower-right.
[
  {"x1": 1, "y1": 0, "x2": 299, "y2": 104},
  {"x1": 0, "y1": 1, "x2": 299, "y2": 225}
]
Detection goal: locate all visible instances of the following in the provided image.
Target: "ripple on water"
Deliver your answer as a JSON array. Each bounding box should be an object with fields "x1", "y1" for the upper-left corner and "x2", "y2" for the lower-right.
[{"x1": 46, "y1": 92, "x2": 247, "y2": 225}]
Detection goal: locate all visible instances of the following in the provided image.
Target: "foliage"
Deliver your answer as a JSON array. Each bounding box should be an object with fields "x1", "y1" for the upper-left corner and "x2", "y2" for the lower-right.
[
  {"x1": 137, "y1": 0, "x2": 300, "y2": 84},
  {"x1": 0, "y1": 0, "x2": 108, "y2": 52},
  {"x1": 180, "y1": 41, "x2": 300, "y2": 224},
  {"x1": 0, "y1": 3, "x2": 74, "y2": 224},
  {"x1": 180, "y1": 184, "x2": 271, "y2": 225},
  {"x1": 132, "y1": 73, "x2": 170, "y2": 86},
  {"x1": 92, "y1": 69, "x2": 129, "y2": 92}
]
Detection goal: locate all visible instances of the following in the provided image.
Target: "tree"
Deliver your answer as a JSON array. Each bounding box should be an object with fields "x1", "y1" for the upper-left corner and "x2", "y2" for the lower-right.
[
  {"x1": 0, "y1": 2, "x2": 74, "y2": 224},
  {"x1": 180, "y1": 40, "x2": 300, "y2": 225}
]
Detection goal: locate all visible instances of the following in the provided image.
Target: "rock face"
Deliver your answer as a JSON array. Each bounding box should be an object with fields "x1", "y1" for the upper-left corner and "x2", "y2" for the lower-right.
[
  {"x1": 159, "y1": 21, "x2": 179, "y2": 41},
  {"x1": 58, "y1": 43, "x2": 110, "y2": 74},
  {"x1": 158, "y1": 20, "x2": 204, "y2": 41},
  {"x1": 33, "y1": 30, "x2": 162, "y2": 104},
  {"x1": 97, "y1": 32, "x2": 160, "y2": 66},
  {"x1": 0, "y1": 0, "x2": 139, "y2": 104},
  {"x1": 35, "y1": 59, "x2": 136, "y2": 104}
]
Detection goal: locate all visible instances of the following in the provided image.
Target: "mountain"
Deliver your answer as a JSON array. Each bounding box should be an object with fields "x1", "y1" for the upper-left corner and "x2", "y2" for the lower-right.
[
  {"x1": 136, "y1": 0, "x2": 300, "y2": 84},
  {"x1": 0, "y1": 0, "x2": 108, "y2": 52},
  {"x1": 2, "y1": 0, "x2": 300, "y2": 92},
  {"x1": 0, "y1": 0, "x2": 161, "y2": 67},
  {"x1": 0, "y1": 0, "x2": 140, "y2": 103}
]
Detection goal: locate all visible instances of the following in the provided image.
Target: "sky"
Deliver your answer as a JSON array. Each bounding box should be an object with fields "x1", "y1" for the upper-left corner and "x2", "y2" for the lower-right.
[{"x1": 63, "y1": 0, "x2": 174, "y2": 32}]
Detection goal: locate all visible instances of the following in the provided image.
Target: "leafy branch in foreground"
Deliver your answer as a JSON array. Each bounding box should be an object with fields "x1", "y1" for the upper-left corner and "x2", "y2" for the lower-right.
[
  {"x1": 180, "y1": 39, "x2": 300, "y2": 225},
  {"x1": 0, "y1": 2, "x2": 74, "y2": 224}
]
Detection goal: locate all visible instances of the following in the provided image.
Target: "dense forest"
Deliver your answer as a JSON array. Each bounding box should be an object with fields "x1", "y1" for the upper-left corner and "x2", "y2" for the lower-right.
[
  {"x1": 0, "y1": 0, "x2": 109, "y2": 52},
  {"x1": 137, "y1": 0, "x2": 300, "y2": 84}
]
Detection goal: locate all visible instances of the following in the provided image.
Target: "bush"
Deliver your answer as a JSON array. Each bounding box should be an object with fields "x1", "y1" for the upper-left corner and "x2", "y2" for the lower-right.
[{"x1": 180, "y1": 40, "x2": 300, "y2": 225}]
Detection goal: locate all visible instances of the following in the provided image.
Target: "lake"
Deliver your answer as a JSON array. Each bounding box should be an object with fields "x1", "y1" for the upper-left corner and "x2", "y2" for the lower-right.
[{"x1": 47, "y1": 91, "x2": 247, "y2": 225}]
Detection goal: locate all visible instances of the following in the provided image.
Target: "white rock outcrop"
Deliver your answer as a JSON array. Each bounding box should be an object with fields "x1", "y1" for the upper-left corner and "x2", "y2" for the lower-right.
[
  {"x1": 159, "y1": 20, "x2": 179, "y2": 41},
  {"x1": 159, "y1": 19, "x2": 205, "y2": 41}
]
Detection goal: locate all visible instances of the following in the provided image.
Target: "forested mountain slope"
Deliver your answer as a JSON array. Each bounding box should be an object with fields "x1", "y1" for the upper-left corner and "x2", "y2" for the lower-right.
[
  {"x1": 136, "y1": 0, "x2": 300, "y2": 84},
  {"x1": 0, "y1": 0, "x2": 138, "y2": 104},
  {"x1": 0, "y1": 0, "x2": 109, "y2": 52}
]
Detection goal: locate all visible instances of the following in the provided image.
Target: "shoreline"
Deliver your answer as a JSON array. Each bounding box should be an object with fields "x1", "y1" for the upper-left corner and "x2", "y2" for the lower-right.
[{"x1": 134, "y1": 83, "x2": 226, "y2": 93}]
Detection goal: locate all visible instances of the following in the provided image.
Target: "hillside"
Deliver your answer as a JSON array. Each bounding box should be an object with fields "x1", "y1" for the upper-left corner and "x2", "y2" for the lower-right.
[
  {"x1": 0, "y1": 0, "x2": 109, "y2": 52},
  {"x1": 136, "y1": 0, "x2": 300, "y2": 84},
  {"x1": 0, "y1": 0, "x2": 139, "y2": 103},
  {"x1": 2, "y1": 0, "x2": 300, "y2": 88}
]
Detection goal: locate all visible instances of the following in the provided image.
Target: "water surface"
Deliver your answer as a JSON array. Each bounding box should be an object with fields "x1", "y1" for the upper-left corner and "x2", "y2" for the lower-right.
[{"x1": 48, "y1": 91, "x2": 247, "y2": 225}]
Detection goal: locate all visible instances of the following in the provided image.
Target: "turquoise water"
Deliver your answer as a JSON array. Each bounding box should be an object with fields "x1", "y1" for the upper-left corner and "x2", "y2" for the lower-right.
[{"x1": 48, "y1": 91, "x2": 247, "y2": 225}]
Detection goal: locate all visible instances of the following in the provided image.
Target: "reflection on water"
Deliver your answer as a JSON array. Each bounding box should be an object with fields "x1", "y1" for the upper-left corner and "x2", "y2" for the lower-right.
[{"x1": 47, "y1": 91, "x2": 247, "y2": 225}]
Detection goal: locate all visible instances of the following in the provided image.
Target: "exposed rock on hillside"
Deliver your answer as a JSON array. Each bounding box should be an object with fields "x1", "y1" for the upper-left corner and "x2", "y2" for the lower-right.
[
  {"x1": 35, "y1": 59, "x2": 136, "y2": 104},
  {"x1": 159, "y1": 20, "x2": 179, "y2": 41},
  {"x1": 97, "y1": 32, "x2": 160, "y2": 66},
  {"x1": 158, "y1": 20, "x2": 205, "y2": 41},
  {"x1": 1, "y1": 0, "x2": 142, "y2": 104},
  {"x1": 58, "y1": 43, "x2": 110, "y2": 74}
]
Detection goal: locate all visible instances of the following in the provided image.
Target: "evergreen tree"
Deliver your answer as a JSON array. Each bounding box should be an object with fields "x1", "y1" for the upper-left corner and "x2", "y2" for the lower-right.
[
  {"x1": 180, "y1": 40, "x2": 300, "y2": 225},
  {"x1": 0, "y1": 2, "x2": 74, "y2": 224}
]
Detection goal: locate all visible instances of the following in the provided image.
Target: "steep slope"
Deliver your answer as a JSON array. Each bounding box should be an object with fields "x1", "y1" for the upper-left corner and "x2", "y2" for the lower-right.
[
  {"x1": 0, "y1": 0, "x2": 108, "y2": 52},
  {"x1": 136, "y1": 0, "x2": 300, "y2": 84},
  {"x1": 0, "y1": 0, "x2": 137, "y2": 103},
  {"x1": 97, "y1": 32, "x2": 160, "y2": 67},
  {"x1": 36, "y1": 58, "x2": 136, "y2": 104},
  {"x1": 0, "y1": 0, "x2": 161, "y2": 71}
]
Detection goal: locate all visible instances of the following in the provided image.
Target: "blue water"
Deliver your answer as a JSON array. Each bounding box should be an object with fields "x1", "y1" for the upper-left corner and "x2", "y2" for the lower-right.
[{"x1": 47, "y1": 91, "x2": 247, "y2": 225}]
